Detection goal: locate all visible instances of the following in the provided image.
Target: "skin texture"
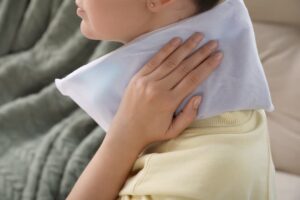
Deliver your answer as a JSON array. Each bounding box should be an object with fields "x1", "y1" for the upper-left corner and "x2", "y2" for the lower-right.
[{"x1": 68, "y1": 0, "x2": 223, "y2": 199}]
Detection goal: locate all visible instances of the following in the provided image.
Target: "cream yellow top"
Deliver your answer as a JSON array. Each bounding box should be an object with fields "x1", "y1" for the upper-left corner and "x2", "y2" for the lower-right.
[{"x1": 118, "y1": 109, "x2": 277, "y2": 200}]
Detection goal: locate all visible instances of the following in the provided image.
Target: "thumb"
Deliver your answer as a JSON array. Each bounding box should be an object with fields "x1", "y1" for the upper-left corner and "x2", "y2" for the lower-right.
[{"x1": 165, "y1": 96, "x2": 202, "y2": 140}]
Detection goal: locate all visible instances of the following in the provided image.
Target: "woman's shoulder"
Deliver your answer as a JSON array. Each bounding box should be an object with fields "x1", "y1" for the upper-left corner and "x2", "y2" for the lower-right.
[
  {"x1": 127, "y1": 109, "x2": 275, "y2": 200},
  {"x1": 183, "y1": 109, "x2": 267, "y2": 136}
]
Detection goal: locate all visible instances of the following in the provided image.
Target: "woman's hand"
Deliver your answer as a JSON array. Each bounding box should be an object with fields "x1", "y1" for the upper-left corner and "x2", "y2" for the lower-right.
[{"x1": 108, "y1": 32, "x2": 223, "y2": 150}]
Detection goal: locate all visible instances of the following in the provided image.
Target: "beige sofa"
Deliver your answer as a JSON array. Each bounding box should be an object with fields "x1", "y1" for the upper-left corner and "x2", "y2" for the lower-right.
[{"x1": 244, "y1": 0, "x2": 300, "y2": 199}]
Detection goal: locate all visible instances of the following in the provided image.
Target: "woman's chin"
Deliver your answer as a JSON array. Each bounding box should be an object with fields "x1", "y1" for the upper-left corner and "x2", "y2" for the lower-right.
[
  {"x1": 79, "y1": 22, "x2": 98, "y2": 40},
  {"x1": 78, "y1": 21, "x2": 120, "y2": 42}
]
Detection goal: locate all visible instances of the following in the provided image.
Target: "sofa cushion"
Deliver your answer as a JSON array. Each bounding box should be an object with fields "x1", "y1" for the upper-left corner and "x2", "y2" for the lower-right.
[
  {"x1": 244, "y1": 0, "x2": 300, "y2": 27},
  {"x1": 275, "y1": 171, "x2": 300, "y2": 200},
  {"x1": 252, "y1": 22, "x2": 300, "y2": 176}
]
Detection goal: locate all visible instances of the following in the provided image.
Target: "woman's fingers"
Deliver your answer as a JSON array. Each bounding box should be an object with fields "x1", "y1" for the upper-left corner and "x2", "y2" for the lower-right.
[
  {"x1": 172, "y1": 51, "x2": 223, "y2": 103},
  {"x1": 146, "y1": 32, "x2": 204, "y2": 81},
  {"x1": 158, "y1": 40, "x2": 219, "y2": 90},
  {"x1": 136, "y1": 37, "x2": 182, "y2": 77},
  {"x1": 164, "y1": 96, "x2": 202, "y2": 140}
]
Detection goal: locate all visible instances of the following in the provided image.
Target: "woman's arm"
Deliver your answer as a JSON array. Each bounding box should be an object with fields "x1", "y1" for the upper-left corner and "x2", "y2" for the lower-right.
[
  {"x1": 66, "y1": 129, "x2": 144, "y2": 200},
  {"x1": 66, "y1": 32, "x2": 222, "y2": 200}
]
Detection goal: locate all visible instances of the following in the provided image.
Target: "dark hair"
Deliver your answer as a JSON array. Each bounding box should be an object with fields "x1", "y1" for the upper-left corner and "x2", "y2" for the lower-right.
[{"x1": 194, "y1": 0, "x2": 220, "y2": 13}]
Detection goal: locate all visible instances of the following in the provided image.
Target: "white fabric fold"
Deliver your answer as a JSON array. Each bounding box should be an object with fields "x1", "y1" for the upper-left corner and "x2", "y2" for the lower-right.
[{"x1": 55, "y1": 0, "x2": 274, "y2": 132}]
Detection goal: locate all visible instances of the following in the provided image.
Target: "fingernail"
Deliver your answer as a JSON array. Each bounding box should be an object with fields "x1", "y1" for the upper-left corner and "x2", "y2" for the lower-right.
[
  {"x1": 193, "y1": 32, "x2": 203, "y2": 42},
  {"x1": 172, "y1": 37, "x2": 182, "y2": 45},
  {"x1": 214, "y1": 51, "x2": 223, "y2": 60},
  {"x1": 209, "y1": 40, "x2": 218, "y2": 49},
  {"x1": 193, "y1": 96, "x2": 202, "y2": 110}
]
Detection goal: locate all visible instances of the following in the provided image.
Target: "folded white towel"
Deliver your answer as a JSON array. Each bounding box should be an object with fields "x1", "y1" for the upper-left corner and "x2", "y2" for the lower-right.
[{"x1": 55, "y1": 0, "x2": 274, "y2": 132}]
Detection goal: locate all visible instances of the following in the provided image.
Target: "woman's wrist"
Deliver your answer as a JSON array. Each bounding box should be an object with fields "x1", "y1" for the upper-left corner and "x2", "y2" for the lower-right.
[{"x1": 106, "y1": 125, "x2": 147, "y2": 156}]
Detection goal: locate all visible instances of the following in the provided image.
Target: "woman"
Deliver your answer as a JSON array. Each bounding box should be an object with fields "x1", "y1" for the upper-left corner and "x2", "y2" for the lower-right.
[{"x1": 66, "y1": 0, "x2": 275, "y2": 199}]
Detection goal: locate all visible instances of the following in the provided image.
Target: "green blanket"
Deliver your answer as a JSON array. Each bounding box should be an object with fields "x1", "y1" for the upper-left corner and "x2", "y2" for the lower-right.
[{"x1": 0, "y1": 0, "x2": 123, "y2": 199}]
